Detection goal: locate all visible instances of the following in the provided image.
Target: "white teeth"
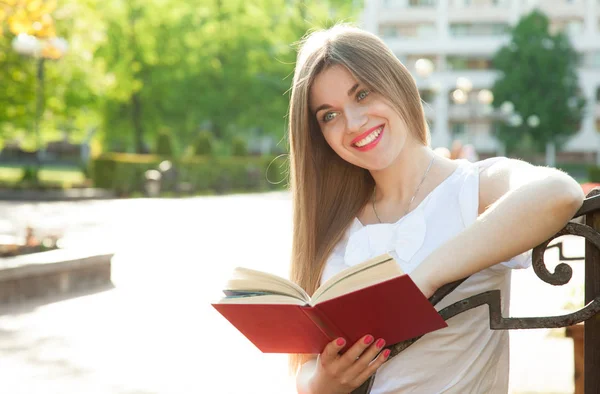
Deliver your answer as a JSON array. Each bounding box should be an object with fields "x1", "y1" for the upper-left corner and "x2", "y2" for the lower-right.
[{"x1": 355, "y1": 126, "x2": 383, "y2": 147}]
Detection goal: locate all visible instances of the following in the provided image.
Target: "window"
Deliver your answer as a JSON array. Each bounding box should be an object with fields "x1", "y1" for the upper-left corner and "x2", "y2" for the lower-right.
[
  {"x1": 381, "y1": 25, "x2": 437, "y2": 39},
  {"x1": 396, "y1": 54, "x2": 408, "y2": 64},
  {"x1": 420, "y1": 89, "x2": 436, "y2": 104},
  {"x1": 397, "y1": 23, "x2": 437, "y2": 38},
  {"x1": 451, "y1": 122, "x2": 467, "y2": 138},
  {"x1": 385, "y1": 0, "x2": 436, "y2": 5},
  {"x1": 450, "y1": 23, "x2": 509, "y2": 37},
  {"x1": 587, "y1": 51, "x2": 600, "y2": 68},
  {"x1": 407, "y1": 54, "x2": 436, "y2": 70},
  {"x1": 461, "y1": 0, "x2": 504, "y2": 5},
  {"x1": 409, "y1": 0, "x2": 436, "y2": 6},
  {"x1": 380, "y1": 25, "x2": 398, "y2": 38},
  {"x1": 550, "y1": 19, "x2": 584, "y2": 35},
  {"x1": 382, "y1": 0, "x2": 403, "y2": 7},
  {"x1": 447, "y1": 56, "x2": 492, "y2": 70},
  {"x1": 427, "y1": 121, "x2": 435, "y2": 134}
]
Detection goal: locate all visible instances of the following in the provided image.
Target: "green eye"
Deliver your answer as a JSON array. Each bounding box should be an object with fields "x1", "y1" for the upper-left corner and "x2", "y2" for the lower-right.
[
  {"x1": 323, "y1": 112, "x2": 337, "y2": 122},
  {"x1": 357, "y1": 89, "x2": 370, "y2": 101}
]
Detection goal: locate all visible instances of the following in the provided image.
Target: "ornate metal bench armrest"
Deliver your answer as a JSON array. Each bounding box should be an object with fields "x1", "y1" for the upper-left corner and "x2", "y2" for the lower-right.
[{"x1": 351, "y1": 194, "x2": 600, "y2": 394}]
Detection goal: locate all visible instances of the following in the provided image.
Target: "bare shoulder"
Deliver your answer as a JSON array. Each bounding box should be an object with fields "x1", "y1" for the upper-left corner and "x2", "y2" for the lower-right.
[
  {"x1": 477, "y1": 157, "x2": 580, "y2": 215},
  {"x1": 430, "y1": 155, "x2": 461, "y2": 183}
]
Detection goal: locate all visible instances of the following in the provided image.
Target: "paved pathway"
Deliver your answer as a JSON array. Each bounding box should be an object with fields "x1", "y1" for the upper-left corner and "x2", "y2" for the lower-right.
[{"x1": 0, "y1": 194, "x2": 585, "y2": 393}]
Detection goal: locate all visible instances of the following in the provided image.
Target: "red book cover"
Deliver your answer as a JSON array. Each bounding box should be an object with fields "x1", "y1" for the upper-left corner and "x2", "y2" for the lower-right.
[{"x1": 212, "y1": 274, "x2": 447, "y2": 353}]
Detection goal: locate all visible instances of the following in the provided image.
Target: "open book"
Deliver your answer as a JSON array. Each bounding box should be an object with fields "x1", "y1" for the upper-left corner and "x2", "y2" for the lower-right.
[{"x1": 212, "y1": 253, "x2": 447, "y2": 353}]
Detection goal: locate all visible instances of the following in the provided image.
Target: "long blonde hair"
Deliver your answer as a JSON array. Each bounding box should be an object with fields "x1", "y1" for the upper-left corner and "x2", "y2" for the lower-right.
[{"x1": 288, "y1": 25, "x2": 429, "y2": 373}]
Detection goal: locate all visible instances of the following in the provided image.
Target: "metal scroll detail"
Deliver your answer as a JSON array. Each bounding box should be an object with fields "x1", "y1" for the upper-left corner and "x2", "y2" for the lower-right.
[
  {"x1": 437, "y1": 221, "x2": 600, "y2": 329},
  {"x1": 351, "y1": 197, "x2": 600, "y2": 394},
  {"x1": 531, "y1": 222, "x2": 595, "y2": 286}
]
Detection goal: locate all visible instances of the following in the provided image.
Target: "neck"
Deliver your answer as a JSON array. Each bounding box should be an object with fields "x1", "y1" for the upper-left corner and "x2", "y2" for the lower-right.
[{"x1": 370, "y1": 141, "x2": 435, "y2": 205}]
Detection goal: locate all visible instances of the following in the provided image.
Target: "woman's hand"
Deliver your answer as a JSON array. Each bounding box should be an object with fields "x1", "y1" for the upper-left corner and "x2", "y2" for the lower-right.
[{"x1": 309, "y1": 335, "x2": 390, "y2": 394}]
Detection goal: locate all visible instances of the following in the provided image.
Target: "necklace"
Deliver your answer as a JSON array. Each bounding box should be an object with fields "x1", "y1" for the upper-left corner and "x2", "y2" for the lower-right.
[{"x1": 372, "y1": 155, "x2": 435, "y2": 224}]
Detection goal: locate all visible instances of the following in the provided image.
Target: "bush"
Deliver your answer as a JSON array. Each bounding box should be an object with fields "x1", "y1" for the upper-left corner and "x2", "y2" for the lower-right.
[
  {"x1": 231, "y1": 136, "x2": 248, "y2": 156},
  {"x1": 555, "y1": 163, "x2": 589, "y2": 182},
  {"x1": 193, "y1": 131, "x2": 214, "y2": 156},
  {"x1": 266, "y1": 155, "x2": 288, "y2": 189},
  {"x1": 156, "y1": 132, "x2": 174, "y2": 157},
  {"x1": 91, "y1": 153, "x2": 158, "y2": 196},
  {"x1": 90, "y1": 153, "x2": 288, "y2": 196},
  {"x1": 20, "y1": 166, "x2": 40, "y2": 185},
  {"x1": 588, "y1": 166, "x2": 600, "y2": 183}
]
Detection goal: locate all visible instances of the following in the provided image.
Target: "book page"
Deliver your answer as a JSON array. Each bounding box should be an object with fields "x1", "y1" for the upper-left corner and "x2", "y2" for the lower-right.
[
  {"x1": 311, "y1": 253, "x2": 403, "y2": 305},
  {"x1": 215, "y1": 294, "x2": 307, "y2": 305},
  {"x1": 223, "y1": 267, "x2": 310, "y2": 303}
]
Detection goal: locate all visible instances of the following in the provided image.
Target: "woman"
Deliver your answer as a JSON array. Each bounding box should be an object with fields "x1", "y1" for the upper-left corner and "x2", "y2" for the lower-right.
[{"x1": 288, "y1": 25, "x2": 583, "y2": 393}]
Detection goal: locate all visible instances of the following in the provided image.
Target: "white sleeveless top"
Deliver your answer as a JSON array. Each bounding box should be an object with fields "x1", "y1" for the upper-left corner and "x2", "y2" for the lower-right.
[{"x1": 320, "y1": 158, "x2": 531, "y2": 394}]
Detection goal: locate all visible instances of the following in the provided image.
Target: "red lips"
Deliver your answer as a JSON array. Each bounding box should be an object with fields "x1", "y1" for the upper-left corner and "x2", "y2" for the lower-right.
[
  {"x1": 351, "y1": 124, "x2": 385, "y2": 152},
  {"x1": 351, "y1": 124, "x2": 385, "y2": 146}
]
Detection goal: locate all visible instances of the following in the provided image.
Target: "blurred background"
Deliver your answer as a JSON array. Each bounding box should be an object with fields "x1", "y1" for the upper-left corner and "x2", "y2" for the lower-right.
[{"x1": 0, "y1": 0, "x2": 597, "y2": 393}]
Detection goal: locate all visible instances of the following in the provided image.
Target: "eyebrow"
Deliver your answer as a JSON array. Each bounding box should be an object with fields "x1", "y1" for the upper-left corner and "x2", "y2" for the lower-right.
[{"x1": 313, "y1": 83, "x2": 361, "y2": 114}]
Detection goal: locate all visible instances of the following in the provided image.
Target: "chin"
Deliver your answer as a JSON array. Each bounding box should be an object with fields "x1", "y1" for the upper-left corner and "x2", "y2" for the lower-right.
[{"x1": 353, "y1": 159, "x2": 392, "y2": 172}]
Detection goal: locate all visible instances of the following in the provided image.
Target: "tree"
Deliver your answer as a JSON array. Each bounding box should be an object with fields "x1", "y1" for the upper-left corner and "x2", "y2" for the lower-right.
[
  {"x1": 0, "y1": 0, "x2": 106, "y2": 149},
  {"x1": 491, "y1": 10, "x2": 586, "y2": 163},
  {"x1": 95, "y1": 0, "x2": 359, "y2": 154},
  {"x1": 1, "y1": 0, "x2": 360, "y2": 154}
]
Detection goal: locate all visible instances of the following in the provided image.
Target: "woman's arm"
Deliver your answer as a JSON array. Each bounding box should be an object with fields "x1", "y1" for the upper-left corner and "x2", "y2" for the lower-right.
[{"x1": 411, "y1": 158, "x2": 585, "y2": 298}]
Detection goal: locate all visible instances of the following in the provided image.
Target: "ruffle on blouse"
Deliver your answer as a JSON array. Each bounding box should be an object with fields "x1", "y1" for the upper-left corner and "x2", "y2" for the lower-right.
[
  {"x1": 343, "y1": 203, "x2": 427, "y2": 270},
  {"x1": 337, "y1": 158, "x2": 531, "y2": 277}
]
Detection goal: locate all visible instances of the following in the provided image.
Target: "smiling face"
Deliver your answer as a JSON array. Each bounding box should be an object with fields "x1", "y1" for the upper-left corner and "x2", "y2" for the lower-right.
[{"x1": 310, "y1": 64, "x2": 412, "y2": 171}]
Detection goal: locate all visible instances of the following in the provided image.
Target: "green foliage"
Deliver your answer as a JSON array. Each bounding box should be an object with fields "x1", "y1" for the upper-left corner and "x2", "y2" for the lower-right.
[
  {"x1": 193, "y1": 131, "x2": 214, "y2": 156},
  {"x1": 155, "y1": 131, "x2": 174, "y2": 156},
  {"x1": 588, "y1": 167, "x2": 600, "y2": 183},
  {"x1": 0, "y1": 0, "x2": 107, "y2": 147},
  {"x1": 554, "y1": 162, "x2": 589, "y2": 182},
  {"x1": 1, "y1": 0, "x2": 359, "y2": 155},
  {"x1": 0, "y1": 164, "x2": 86, "y2": 189},
  {"x1": 19, "y1": 166, "x2": 39, "y2": 185},
  {"x1": 91, "y1": 153, "x2": 287, "y2": 195},
  {"x1": 265, "y1": 154, "x2": 289, "y2": 188},
  {"x1": 231, "y1": 135, "x2": 248, "y2": 156},
  {"x1": 491, "y1": 10, "x2": 585, "y2": 155}
]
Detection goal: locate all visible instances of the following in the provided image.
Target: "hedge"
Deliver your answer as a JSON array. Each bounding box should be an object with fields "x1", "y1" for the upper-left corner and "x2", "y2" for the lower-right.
[{"x1": 90, "y1": 153, "x2": 288, "y2": 196}]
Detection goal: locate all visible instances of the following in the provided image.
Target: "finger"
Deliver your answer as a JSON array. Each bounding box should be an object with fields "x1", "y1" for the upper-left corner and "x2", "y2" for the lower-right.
[
  {"x1": 338, "y1": 334, "x2": 374, "y2": 368},
  {"x1": 354, "y1": 347, "x2": 391, "y2": 386},
  {"x1": 351, "y1": 338, "x2": 386, "y2": 372},
  {"x1": 320, "y1": 337, "x2": 347, "y2": 365}
]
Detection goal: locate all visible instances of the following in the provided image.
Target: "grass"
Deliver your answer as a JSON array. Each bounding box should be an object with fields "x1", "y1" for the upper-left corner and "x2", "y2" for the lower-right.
[{"x1": 0, "y1": 165, "x2": 87, "y2": 187}]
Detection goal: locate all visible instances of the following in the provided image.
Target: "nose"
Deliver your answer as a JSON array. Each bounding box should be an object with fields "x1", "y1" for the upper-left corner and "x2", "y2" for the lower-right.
[{"x1": 345, "y1": 105, "x2": 368, "y2": 134}]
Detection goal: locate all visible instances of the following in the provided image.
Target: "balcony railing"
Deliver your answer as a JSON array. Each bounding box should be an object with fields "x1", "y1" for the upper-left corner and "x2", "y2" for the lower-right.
[
  {"x1": 382, "y1": 0, "x2": 436, "y2": 8},
  {"x1": 449, "y1": 0, "x2": 509, "y2": 7}
]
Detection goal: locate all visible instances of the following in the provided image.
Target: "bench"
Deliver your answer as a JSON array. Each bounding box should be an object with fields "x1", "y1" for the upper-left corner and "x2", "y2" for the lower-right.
[
  {"x1": 0, "y1": 248, "x2": 113, "y2": 304},
  {"x1": 353, "y1": 189, "x2": 600, "y2": 394}
]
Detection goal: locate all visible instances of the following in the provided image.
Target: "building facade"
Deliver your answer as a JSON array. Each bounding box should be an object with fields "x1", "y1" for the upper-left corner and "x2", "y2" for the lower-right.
[{"x1": 362, "y1": 0, "x2": 600, "y2": 161}]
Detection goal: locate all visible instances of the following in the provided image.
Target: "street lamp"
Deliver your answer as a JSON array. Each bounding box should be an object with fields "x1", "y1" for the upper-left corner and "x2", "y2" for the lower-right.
[
  {"x1": 451, "y1": 77, "x2": 526, "y2": 155},
  {"x1": 527, "y1": 115, "x2": 541, "y2": 128},
  {"x1": 414, "y1": 58, "x2": 438, "y2": 137},
  {"x1": 495, "y1": 101, "x2": 543, "y2": 160},
  {"x1": 415, "y1": 58, "x2": 434, "y2": 78},
  {"x1": 451, "y1": 78, "x2": 495, "y2": 142},
  {"x1": 11, "y1": 33, "x2": 68, "y2": 165}
]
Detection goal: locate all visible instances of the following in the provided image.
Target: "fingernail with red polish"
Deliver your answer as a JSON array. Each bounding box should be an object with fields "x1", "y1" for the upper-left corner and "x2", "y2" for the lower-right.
[
  {"x1": 382, "y1": 349, "x2": 391, "y2": 358},
  {"x1": 364, "y1": 335, "x2": 374, "y2": 345},
  {"x1": 336, "y1": 337, "x2": 346, "y2": 346},
  {"x1": 375, "y1": 339, "x2": 385, "y2": 349}
]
